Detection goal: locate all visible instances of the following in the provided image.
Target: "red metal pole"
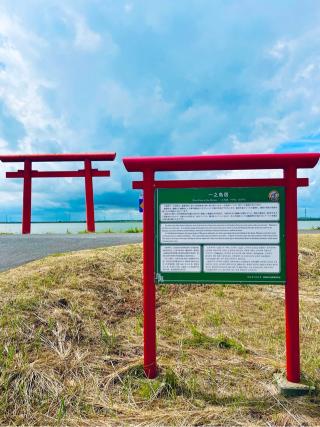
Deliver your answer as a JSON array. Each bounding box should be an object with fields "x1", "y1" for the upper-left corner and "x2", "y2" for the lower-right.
[
  {"x1": 143, "y1": 169, "x2": 157, "y2": 378},
  {"x1": 84, "y1": 159, "x2": 95, "y2": 232},
  {"x1": 22, "y1": 159, "x2": 32, "y2": 234},
  {"x1": 284, "y1": 166, "x2": 300, "y2": 383}
]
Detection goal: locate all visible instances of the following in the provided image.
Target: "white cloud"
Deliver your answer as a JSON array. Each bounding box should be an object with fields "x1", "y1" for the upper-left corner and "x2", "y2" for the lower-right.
[
  {"x1": 0, "y1": 1, "x2": 318, "y2": 219},
  {"x1": 230, "y1": 115, "x2": 289, "y2": 154},
  {"x1": 104, "y1": 81, "x2": 133, "y2": 123},
  {"x1": 170, "y1": 104, "x2": 226, "y2": 154},
  {"x1": 73, "y1": 15, "x2": 102, "y2": 52},
  {"x1": 103, "y1": 80, "x2": 173, "y2": 127},
  {"x1": 0, "y1": 190, "x2": 21, "y2": 206},
  {"x1": 0, "y1": 9, "x2": 71, "y2": 154},
  {"x1": 208, "y1": 30, "x2": 320, "y2": 210},
  {"x1": 0, "y1": 6, "x2": 79, "y2": 211},
  {"x1": 0, "y1": 137, "x2": 8, "y2": 150},
  {"x1": 98, "y1": 207, "x2": 141, "y2": 220},
  {"x1": 269, "y1": 40, "x2": 292, "y2": 60},
  {"x1": 232, "y1": 29, "x2": 320, "y2": 155},
  {"x1": 62, "y1": 8, "x2": 117, "y2": 54},
  {"x1": 0, "y1": 11, "x2": 45, "y2": 54}
]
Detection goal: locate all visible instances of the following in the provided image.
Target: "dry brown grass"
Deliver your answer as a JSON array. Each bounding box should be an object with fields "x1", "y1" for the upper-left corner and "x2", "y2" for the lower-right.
[{"x1": 0, "y1": 234, "x2": 319, "y2": 425}]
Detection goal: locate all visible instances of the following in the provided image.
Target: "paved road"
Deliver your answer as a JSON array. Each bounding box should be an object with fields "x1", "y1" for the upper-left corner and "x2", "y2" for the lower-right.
[
  {"x1": 0, "y1": 234, "x2": 142, "y2": 272},
  {"x1": 299, "y1": 229, "x2": 320, "y2": 234},
  {"x1": 0, "y1": 230, "x2": 318, "y2": 273}
]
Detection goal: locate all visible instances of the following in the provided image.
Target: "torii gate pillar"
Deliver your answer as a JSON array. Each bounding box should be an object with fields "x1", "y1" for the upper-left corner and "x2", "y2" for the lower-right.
[
  {"x1": 84, "y1": 159, "x2": 95, "y2": 233},
  {"x1": 22, "y1": 159, "x2": 32, "y2": 234}
]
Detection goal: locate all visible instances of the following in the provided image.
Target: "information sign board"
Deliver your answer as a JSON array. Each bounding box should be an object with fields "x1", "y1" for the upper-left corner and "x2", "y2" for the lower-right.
[{"x1": 155, "y1": 187, "x2": 285, "y2": 284}]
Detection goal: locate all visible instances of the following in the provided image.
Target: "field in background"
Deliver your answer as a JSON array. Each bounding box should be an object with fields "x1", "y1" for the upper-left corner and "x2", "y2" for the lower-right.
[
  {"x1": 0, "y1": 235, "x2": 319, "y2": 425},
  {"x1": 0, "y1": 221, "x2": 143, "y2": 234}
]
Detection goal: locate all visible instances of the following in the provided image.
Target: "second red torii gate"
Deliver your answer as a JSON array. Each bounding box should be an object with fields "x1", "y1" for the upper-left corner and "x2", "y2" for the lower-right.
[
  {"x1": 0, "y1": 153, "x2": 116, "y2": 234},
  {"x1": 123, "y1": 152, "x2": 320, "y2": 383}
]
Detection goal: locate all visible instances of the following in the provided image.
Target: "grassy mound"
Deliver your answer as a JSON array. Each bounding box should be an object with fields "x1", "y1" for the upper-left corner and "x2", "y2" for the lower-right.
[{"x1": 0, "y1": 235, "x2": 319, "y2": 425}]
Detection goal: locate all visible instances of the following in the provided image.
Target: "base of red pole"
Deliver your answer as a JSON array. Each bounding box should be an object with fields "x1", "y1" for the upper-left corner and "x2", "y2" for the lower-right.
[
  {"x1": 144, "y1": 364, "x2": 157, "y2": 379},
  {"x1": 274, "y1": 373, "x2": 314, "y2": 396}
]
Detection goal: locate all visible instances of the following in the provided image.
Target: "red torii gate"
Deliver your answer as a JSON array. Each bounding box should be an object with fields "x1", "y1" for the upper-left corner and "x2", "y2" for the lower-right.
[
  {"x1": 0, "y1": 153, "x2": 116, "y2": 234},
  {"x1": 123, "y1": 152, "x2": 320, "y2": 384}
]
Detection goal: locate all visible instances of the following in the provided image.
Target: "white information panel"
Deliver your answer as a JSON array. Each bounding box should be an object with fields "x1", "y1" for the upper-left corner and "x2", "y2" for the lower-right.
[
  {"x1": 161, "y1": 202, "x2": 280, "y2": 222},
  {"x1": 160, "y1": 223, "x2": 279, "y2": 244},
  {"x1": 203, "y1": 245, "x2": 280, "y2": 273},
  {"x1": 160, "y1": 245, "x2": 201, "y2": 272}
]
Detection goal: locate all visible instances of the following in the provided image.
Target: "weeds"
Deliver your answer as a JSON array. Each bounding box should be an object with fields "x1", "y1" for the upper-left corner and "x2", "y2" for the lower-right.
[
  {"x1": 78, "y1": 227, "x2": 142, "y2": 234},
  {"x1": 100, "y1": 322, "x2": 118, "y2": 352},
  {"x1": 0, "y1": 236, "x2": 318, "y2": 425},
  {"x1": 56, "y1": 398, "x2": 67, "y2": 422},
  {"x1": 205, "y1": 311, "x2": 223, "y2": 326}
]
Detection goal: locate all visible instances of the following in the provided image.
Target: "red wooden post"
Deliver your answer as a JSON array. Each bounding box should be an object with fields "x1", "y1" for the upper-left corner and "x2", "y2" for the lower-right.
[
  {"x1": 22, "y1": 159, "x2": 32, "y2": 234},
  {"x1": 143, "y1": 169, "x2": 157, "y2": 378},
  {"x1": 284, "y1": 166, "x2": 300, "y2": 382},
  {"x1": 84, "y1": 159, "x2": 95, "y2": 232}
]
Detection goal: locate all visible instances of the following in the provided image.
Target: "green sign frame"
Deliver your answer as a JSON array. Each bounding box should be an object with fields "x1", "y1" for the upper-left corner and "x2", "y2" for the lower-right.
[{"x1": 155, "y1": 187, "x2": 286, "y2": 285}]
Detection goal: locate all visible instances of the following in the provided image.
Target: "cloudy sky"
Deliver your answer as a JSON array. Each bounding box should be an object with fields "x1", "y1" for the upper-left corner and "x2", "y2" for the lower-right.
[{"x1": 0, "y1": 0, "x2": 319, "y2": 222}]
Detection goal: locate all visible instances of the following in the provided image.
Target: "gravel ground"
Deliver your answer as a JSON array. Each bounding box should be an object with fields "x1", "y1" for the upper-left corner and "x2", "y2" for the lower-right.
[{"x1": 0, "y1": 233, "x2": 142, "y2": 272}]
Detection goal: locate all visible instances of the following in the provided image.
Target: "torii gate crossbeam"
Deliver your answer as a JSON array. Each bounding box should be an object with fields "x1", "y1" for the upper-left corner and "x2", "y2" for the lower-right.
[{"x1": 0, "y1": 153, "x2": 116, "y2": 234}]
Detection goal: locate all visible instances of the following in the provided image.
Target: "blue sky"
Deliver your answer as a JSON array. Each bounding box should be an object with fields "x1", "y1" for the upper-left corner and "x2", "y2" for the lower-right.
[{"x1": 0, "y1": 0, "x2": 319, "y2": 221}]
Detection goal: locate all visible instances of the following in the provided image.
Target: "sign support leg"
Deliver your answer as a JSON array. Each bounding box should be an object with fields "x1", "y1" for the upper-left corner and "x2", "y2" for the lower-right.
[
  {"x1": 284, "y1": 167, "x2": 300, "y2": 383},
  {"x1": 84, "y1": 159, "x2": 95, "y2": 232},
  {"x1": 22, "y1": 160, "x2": 32, "y2": 234},
  {"x1": 143, "y1": 169, "x2": 157, "y2": 378}
]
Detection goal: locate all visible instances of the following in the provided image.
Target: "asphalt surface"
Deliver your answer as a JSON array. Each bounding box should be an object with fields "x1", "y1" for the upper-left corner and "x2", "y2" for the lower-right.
[
  {"x1": 0, "y1": 233, "x2": 142, "y2": 272},
  {"x1": 0, "y1": 230, "x2": 318, "y2": 273}
]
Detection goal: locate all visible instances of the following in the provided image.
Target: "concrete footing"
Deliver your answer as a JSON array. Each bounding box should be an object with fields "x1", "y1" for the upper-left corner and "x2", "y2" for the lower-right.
[{"x1": 274, "y1": 373, "x2": 315, "y2": 397}]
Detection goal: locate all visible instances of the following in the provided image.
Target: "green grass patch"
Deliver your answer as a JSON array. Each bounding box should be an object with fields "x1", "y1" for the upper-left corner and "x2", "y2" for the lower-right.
[
  {"x1": 125, "y1": 227, "x2": 143, "y2": 233},
  {"x1": 183, "y1": 324, "x2": 248, "y2": 354}
]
